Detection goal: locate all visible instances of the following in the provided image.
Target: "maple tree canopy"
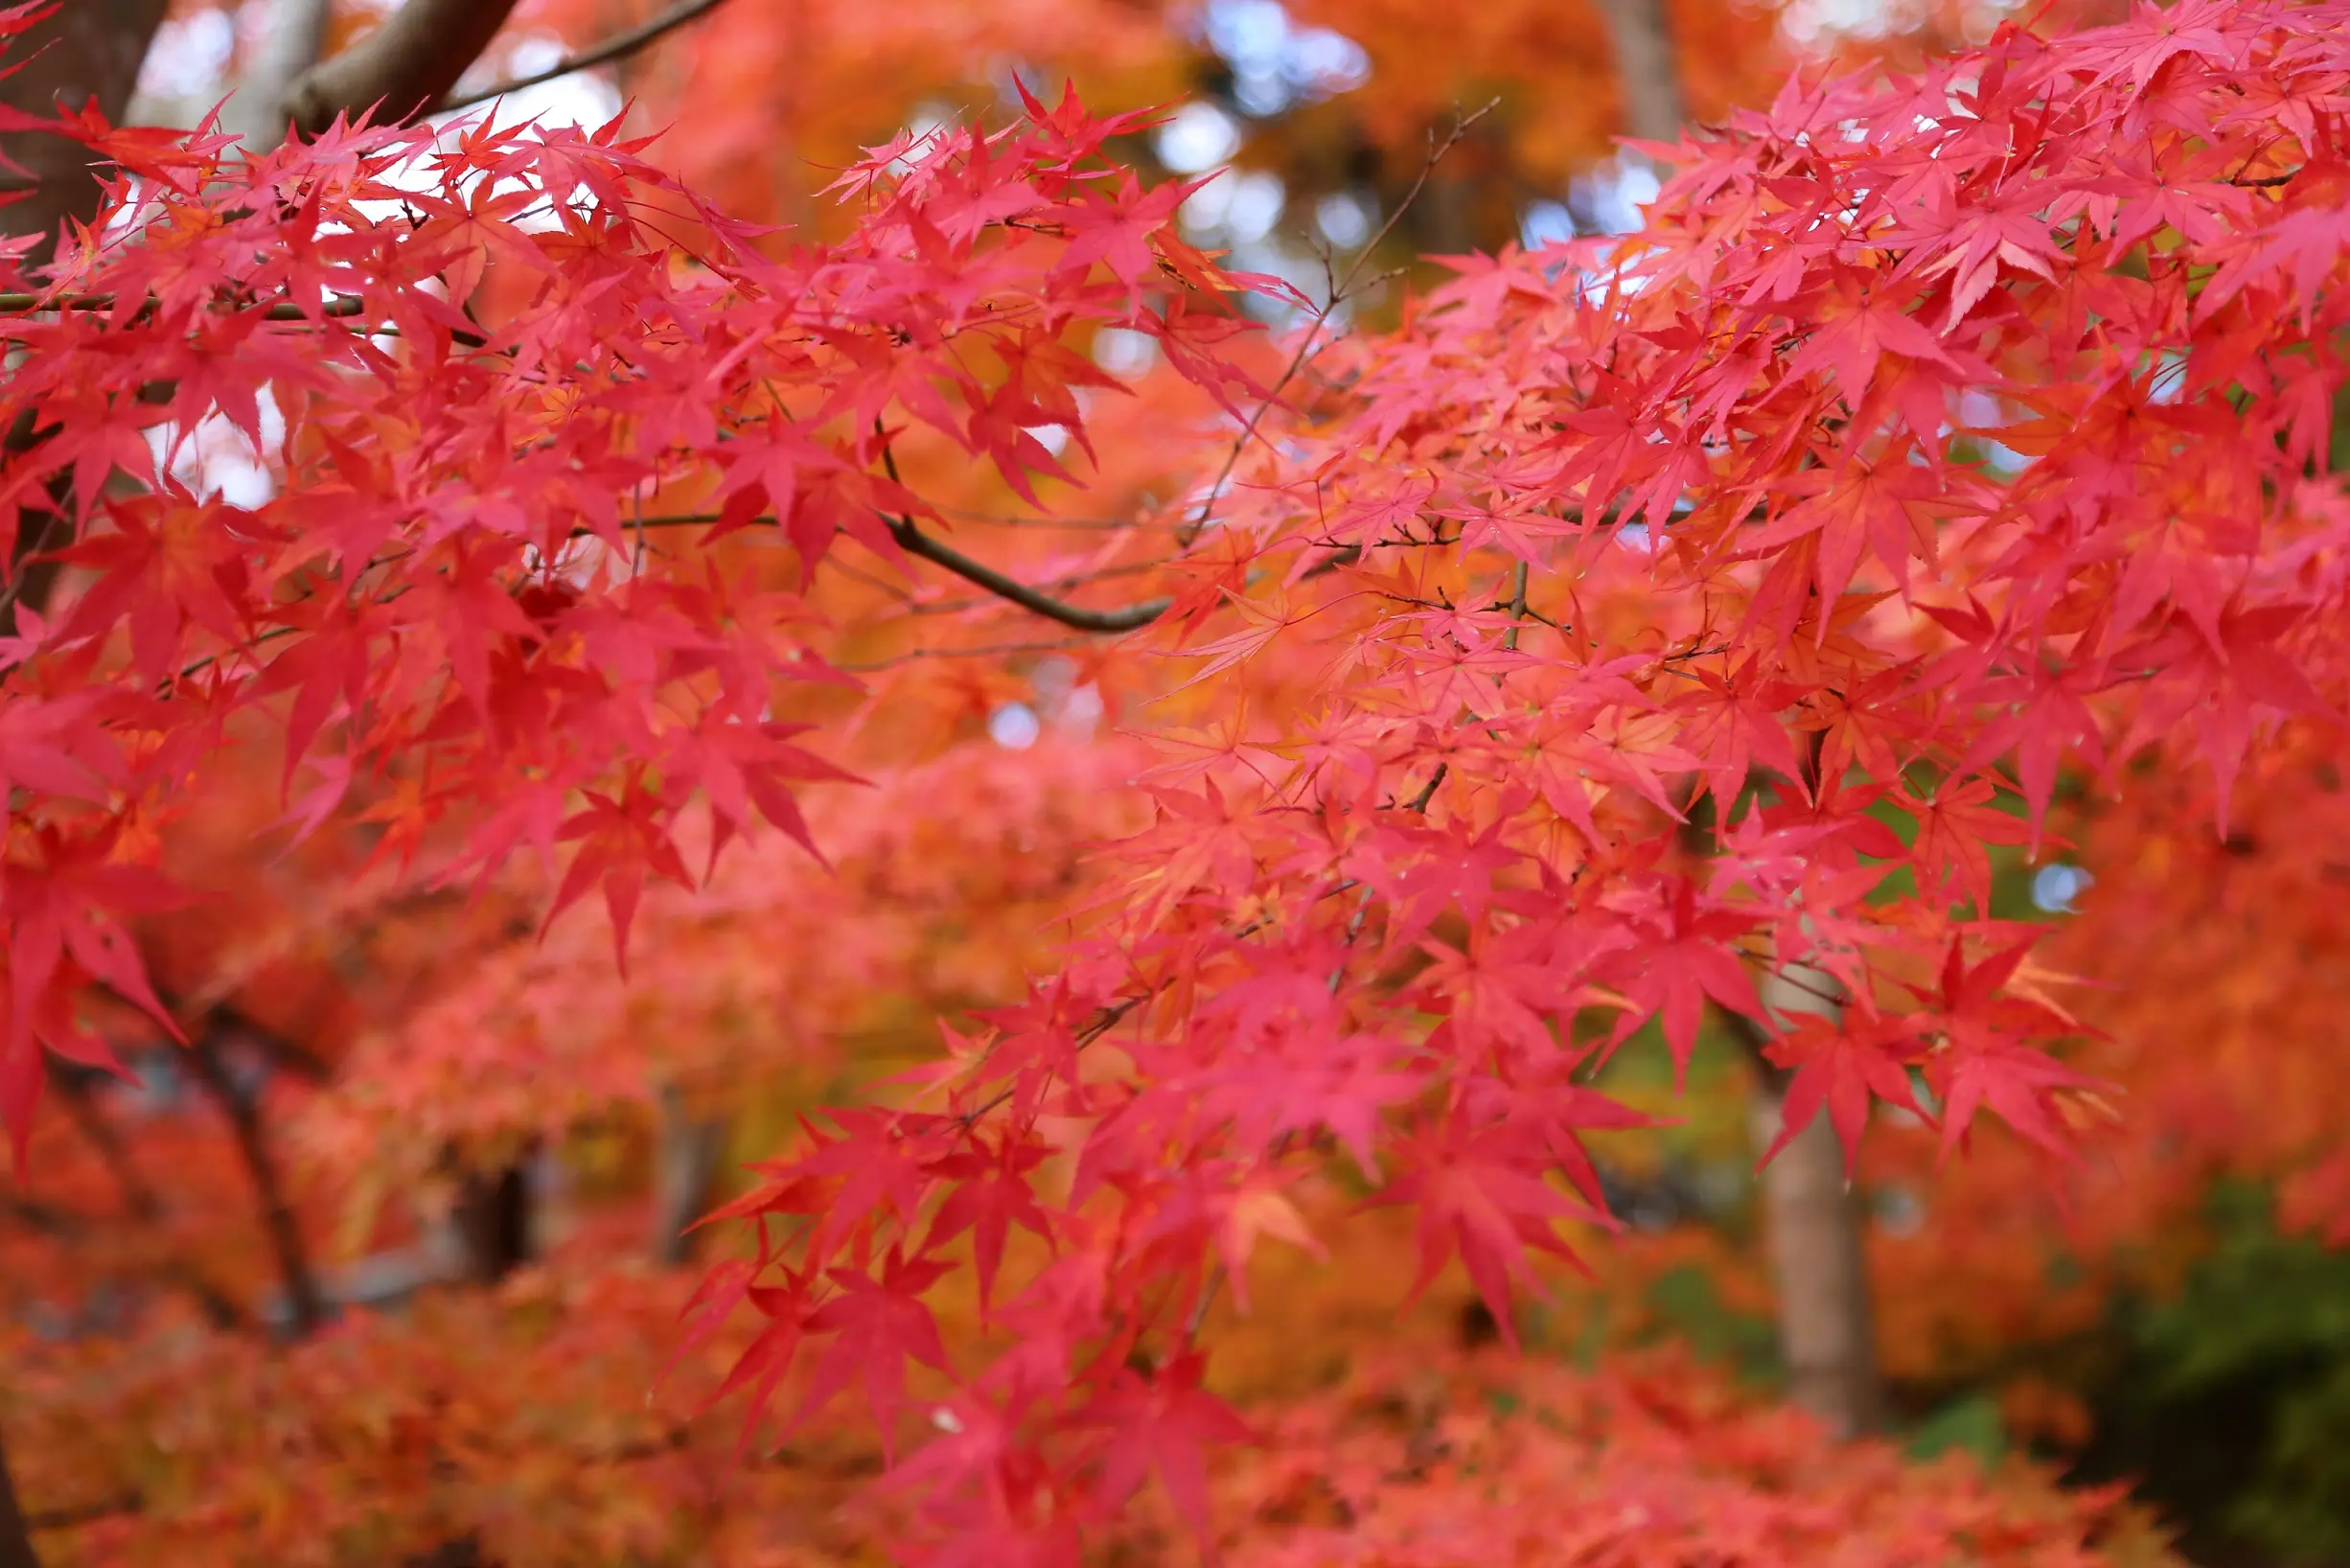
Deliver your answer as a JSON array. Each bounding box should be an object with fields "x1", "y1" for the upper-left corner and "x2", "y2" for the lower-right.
[{"x1": 3, "y1": 0, "x2": 2349, "y2": 1557}]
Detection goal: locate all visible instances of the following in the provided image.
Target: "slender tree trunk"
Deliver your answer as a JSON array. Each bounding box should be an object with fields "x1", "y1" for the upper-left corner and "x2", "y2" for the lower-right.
[
  {"x1": 1606, "y1": 0, "x2": 1878, "y2": 1442},
  {"x1": 1739, "y1": 966, "x2": 1888, "y2": 1440},
  {"x1": 650, "y1": 1083, "x2": 725, "y2": 1266},
  {"x1": 1592, "y1": 0, "x2": 1688, "y2": 146}
]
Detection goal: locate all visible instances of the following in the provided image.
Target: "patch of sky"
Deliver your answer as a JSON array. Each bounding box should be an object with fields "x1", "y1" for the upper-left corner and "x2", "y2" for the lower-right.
[{"x1": 1201, "y1": 0, "x2": 1369, "y2": 120}]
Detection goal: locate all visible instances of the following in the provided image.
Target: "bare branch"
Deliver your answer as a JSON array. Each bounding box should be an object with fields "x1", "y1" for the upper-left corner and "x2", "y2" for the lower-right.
[
  {"x1": 883, "y1": 519, "x2": 1170, "y2": 632},
  {"x1": 284, "y1": 0, "x2": 522, "y2": 139},
  {"x1": 586, "y1": 496, "x2": 1173, "y2": 633},
  {"x1": 1403, "y1": 762, "x2": 1449, "y2": 814},
  {"x1": 872, "y1": 426, "x2": 1168, "y2": 633},
  {"x1": 1179, "y1": 99, "x2": 1499, "y2": 546},
  {"x1": 0, "y1": 292, "x2": 365, "y2": 319},
  {"x1": 440, "y1": 0, "x2": 732, "y2": 116},
  {"x1": 896, "y1": 558, "x2": 1170, "y2": 617},
  {"x1": 1501, "y1": 558, "x2": 1532, "y2": 652}
]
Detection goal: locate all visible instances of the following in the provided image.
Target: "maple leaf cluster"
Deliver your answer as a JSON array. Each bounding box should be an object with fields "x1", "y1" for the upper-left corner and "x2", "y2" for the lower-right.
[
  {"x1": 0, "y1": 67, "x2": 1263, "y2": 1160},
  {"x1": 669, "y1": 1, "x2": 2350, "y2": 1553}
]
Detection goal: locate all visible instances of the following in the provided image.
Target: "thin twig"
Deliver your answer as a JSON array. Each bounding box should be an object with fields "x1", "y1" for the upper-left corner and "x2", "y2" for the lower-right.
[
  {"x1": 439, "y1": 0, "x2": 734, "y2": 115},
  {"x1": 1404, "y1": 762, "x2": 1449, "y2": 814},
  {"x1": 1501, "y1": 558, "x2": 1532, "y2": 653},
  {"x1": 1178, "y1": 98, "x2": 1500, "y2": 547},
  {"x1": 953, "y1": 996, "x2": 1146, "y2": 1130}
]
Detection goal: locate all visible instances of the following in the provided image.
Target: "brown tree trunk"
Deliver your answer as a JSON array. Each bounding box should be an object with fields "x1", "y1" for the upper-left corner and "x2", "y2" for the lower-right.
[
  {"x1": 1592, "y1": 0, "x2": 1688, "y2": 146},
  {"x1": 650, "y1": 1084, "x2": 725, "y2": 1266},
  {"x1": 1740, "y1": 965, "x2": 1888, "y2": 1440},
  {"x1": 0, "y1": 1427, "x2": 37, "y2": 1568},
  {"x1": 284, "y1": 0, "x2": 520, "y2": 138},
  {"x1": 0, "y1": 0, "x2": 170, "y2": 268},
  {"x1": 451, "y1": 1162, "x2": 535, "y2": 1286}
]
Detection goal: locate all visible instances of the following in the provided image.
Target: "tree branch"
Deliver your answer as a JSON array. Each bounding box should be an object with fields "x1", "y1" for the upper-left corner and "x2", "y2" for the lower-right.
[
  {"x1": 0, "y1": 292, "x2": 368, "y2": 320},
  {"x1": 283, "y1": 0, "x2": 522, "y2": 138},
  {"x1": 594, "y1": 498, "x2": 1172, "y2": 632},
  {"x1": 440, "y1": 0, "x2": 733, "y2": 116},
  {"x1": 881, "y1": 518, "x2": 1170, "y2": 633},
  {"x1": 182, "y1": 1021, "x2": 329, "y2": 1338},
  {"x1": 871, "y1": 427, "x2": 1169, "y2": 633},
  {"x1": 1403, "y1": 762, "x2": 1449, "y2": 814}
]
